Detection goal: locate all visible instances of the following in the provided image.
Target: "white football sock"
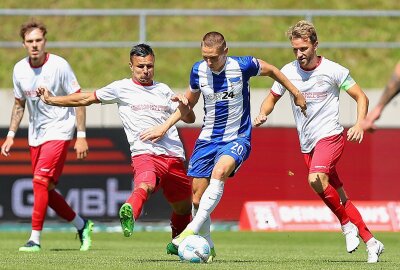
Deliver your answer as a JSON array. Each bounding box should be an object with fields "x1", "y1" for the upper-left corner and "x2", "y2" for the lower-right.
[
  {"x1": 192, "y1": 204, "x2": 214, "y2": 248},
  {"x1": 71, "y1": 215, "x2": 85, "y2": 230},
  {"x1": 187, "y1": 178, "x2": 224, "y2": 233},
  {"x1": 29, "y1": 230, "x2": 41, "y2": 244}
]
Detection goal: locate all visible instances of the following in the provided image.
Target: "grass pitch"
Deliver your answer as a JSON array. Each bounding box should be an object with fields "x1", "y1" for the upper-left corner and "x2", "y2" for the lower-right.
[{"x1": 0, "y1": 231, "x2": 399, "y2": 270}]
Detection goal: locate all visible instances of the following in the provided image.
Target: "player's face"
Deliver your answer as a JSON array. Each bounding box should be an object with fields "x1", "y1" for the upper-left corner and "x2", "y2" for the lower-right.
[
  {"x1": 23, "y1": 28, "x2": 47, "y2": 65},
  {"x1": 201, "y1": 45, "x2": 228, "y2": 72},
  {"x1": 291, "y1": 37, "x2": 318, "y2": 70},
  {"x1": 129, "y1": 54, "x2": 155, "y2": 85}
]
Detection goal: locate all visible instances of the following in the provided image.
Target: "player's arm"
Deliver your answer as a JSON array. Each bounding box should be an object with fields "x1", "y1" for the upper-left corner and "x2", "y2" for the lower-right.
[
  {"x1": 74, "y1": 105, "x2": 89, "y2": 160},
  {"x1": 258, "y1": 59, "x2": 307, "y2": 116},
  {"x1": 37, "y1": 86, "x2": 100, "y2": 107},
  {"x1": 376, "y1": 62, "x2": 400, "y2": 111},
  {"x1": 253, "y1": 91, "x2": 281, "y2": 127},
  {"x1": 140, "y1": 89, "x2": 198, "y2": 143},
  {"x1": 346, "y1": 83, "x2": 369, "y2": 143},
  {"x1": 362, "y1": 62, "x2": 400, "y2": 131},
  {"x1": 1, "y1": 98, "x2": 26, "y2": 156}
]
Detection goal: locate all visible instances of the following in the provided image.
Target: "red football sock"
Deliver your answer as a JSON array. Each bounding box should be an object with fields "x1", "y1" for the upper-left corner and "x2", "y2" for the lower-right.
[
  {"x1": 48, "y1": 189, "x2": 76, "y2": 222},
  {"x1": 126, "y1": 188, "x2": 148, "y2": 220},
  {"x1": 344, "y1": 200, "x2": 373, "y2": 242},
  {"x1": 170, "y1": 212, "x2": 191, "y2": 238},
  {"x1": 32, "y1": 177, "x2": 49, "y2": 231},
  {"x1": 318, "y1": 184, "x2": 350, "y2": 225}
]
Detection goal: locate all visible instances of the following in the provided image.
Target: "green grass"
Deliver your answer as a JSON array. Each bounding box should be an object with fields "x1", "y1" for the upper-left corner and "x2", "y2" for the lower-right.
[
  {"x1": 1, "y1": 231, "x2": 399, "y2": 270},
  {"x1": 0, "y1": 1, "x2": 400, "y2": 89}
]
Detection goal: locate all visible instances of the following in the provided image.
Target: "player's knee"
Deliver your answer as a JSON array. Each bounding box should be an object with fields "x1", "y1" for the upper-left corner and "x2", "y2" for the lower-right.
[
  {"x1": 192, "y1": 199, "x2": 200, "y2": 209},
  {"x1": 308, "y1": 173, "x2": 328, "y2": 191},
  {"x1": 212, "y1": 167, "x2": 228, "y2": 180},
  {"x1": 33, "y1": 175, "x2": 50, "y2": 188},
  {"x1": 136, "y1": 182, "x2": 154, "y2": 194}
]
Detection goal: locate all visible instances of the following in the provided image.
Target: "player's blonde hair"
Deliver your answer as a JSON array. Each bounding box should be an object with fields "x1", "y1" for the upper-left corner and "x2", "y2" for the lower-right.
[{"x1": 286, "y1": 20, "x2": 318, "y2": 44}]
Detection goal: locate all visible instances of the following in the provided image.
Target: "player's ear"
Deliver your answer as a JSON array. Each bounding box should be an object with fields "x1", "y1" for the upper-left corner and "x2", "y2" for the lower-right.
[
  {"x1": 313, "y1": 41, "x2": 319, "y2": 51},
  {"x1": 128, "y1": 62, "x2": 133, "y2": 71}
]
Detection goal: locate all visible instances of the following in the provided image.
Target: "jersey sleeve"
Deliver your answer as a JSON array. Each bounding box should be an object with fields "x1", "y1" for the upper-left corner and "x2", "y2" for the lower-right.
[
  {"x1": 12, "y1": 68, "x2": 25, "y2": 100},
  {"x1": 60, "y1": 61, "x2": 81, "y2": 94},
  {"x1": 332, "y1": 63, "x2": 351, "y2": 89},
  {"x1": 165, "y1": 86, "x2": 179, "y2": 113},
  {"x1": 189, "y1": 62, "x2": 201, "y2": 92},
  {"x1": 242, "y1": 56, "x2": 261, "y2": 77},
  {"x1": 95, "y1": 81, "x2": 120, "y2": 104},
  {"x1": 339, "y1": 74, "x2": 356, "y2": 91}
]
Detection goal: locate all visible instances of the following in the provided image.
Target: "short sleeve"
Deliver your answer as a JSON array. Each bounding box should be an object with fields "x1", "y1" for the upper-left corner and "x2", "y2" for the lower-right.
[
  {"x1": 189, "y1": 62, "x2": 200, "y2": 92},
  {"x1": 60, "y1": 61, "x2": 81, "y2": 94},
  {"x1": 95, "y1": 82, "x2": 120, "y2": 104},
  {"x1": 12, "y1": 69, "x2": 25, "y2": 100}
]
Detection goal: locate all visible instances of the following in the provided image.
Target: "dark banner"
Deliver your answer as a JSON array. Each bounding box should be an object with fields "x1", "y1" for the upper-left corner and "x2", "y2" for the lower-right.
[
  {"x1": 1, "y1": 127, "x2": 399, "y2": 222},
  {"x1": 0, "y1": 128, "x2": 172, "y2": 222}
]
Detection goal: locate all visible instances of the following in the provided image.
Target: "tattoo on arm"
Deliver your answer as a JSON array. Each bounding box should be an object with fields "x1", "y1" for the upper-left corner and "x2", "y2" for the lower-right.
[
  {"x1": 9, "y1": 100, "x2": 25, "y2": 132},
  {"x1": 75, "y1": 106, "x2": 86, "y2": 132}
]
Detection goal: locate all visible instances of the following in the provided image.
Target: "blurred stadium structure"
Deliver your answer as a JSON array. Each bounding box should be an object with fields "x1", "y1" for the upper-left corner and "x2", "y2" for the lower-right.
[{"x1": 1, "y1": 9, "x2": 400, "y2": 49}]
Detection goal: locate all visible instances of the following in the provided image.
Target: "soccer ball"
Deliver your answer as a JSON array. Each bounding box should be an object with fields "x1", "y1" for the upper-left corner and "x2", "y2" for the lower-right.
[{"x1": 178, "y1": 235, "x2": 211, "y2": 263}]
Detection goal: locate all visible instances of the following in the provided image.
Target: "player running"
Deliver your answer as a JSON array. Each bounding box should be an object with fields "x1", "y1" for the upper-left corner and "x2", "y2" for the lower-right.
[{"x1": 254, "y1": 20, "x2": 384, "y2": 263}]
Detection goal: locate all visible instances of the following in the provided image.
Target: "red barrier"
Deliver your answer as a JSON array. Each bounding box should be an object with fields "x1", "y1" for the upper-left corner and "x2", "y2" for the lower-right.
[
  {"x1": 239, "y1": 200, "x2": 400, "y2": 232},
  {"x1": 178, "y1": 128, "x2": 400, "y2": 221}
]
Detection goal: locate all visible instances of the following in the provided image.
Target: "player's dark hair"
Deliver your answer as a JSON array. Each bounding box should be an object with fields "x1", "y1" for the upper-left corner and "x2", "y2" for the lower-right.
[
  {"x1": 130, "y1": 44, "x2": 155, "y2": 61},
  {"x1": 20, "y1": 19, "x2": 47, "y2": 40}
]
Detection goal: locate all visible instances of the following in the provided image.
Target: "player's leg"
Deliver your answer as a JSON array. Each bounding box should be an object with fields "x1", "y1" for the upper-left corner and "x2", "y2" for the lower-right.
[
  {"x1": 162, "y1": 156, "x2": 192, "y2": 255},
  {"x1": 39, "y1": 140, "x2": 94, "y2": 251},
  {"x1": 305, "y1": 134, "x2": 359, "y2": 253},
  {"x1": 173, "y1": 138, "x2": 251, "y2": 247},
  {"x1": 19, "y1": 174, "x2": 50, "y2": 252},
  {"x1": 335, "y1": 186, "x2": 384, "y2": 263},
  {"x1": 120, "y1": 154, "x2": 158, "y2": 237},
  {"x1": 20, "y1": 142, "x2": 55, "y2": 252},
  {"x1": 191, "y1": 177, "x2": 216, "y2": 261},
  {"x1": 192, "y1": 202, "x2": 216, "y2": 262}
]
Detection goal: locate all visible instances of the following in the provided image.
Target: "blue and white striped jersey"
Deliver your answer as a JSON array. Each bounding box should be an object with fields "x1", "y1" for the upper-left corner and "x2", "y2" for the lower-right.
[{"x1": 190, "y1": 56, "x2": 261, "y2": 142}]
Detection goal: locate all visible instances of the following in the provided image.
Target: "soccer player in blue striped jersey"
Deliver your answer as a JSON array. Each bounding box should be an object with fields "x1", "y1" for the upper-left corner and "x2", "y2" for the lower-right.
[{"x1": 140, "y1": 31, "x2": 306, "y2": 262}]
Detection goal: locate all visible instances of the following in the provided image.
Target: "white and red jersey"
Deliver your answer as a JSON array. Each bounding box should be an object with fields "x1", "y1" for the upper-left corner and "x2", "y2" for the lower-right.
[
  {"x1": 271, "y1": 57, "x2": 350, "y2": 153},
  {"x1": 13, "y1": 53, "x2": 81, "y2": 146},
  {"x1": 94, "y1": 79, "x2": 185, "y2": 159}
]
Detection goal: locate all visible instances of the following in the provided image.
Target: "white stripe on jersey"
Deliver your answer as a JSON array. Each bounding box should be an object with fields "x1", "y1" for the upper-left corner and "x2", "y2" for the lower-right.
[{"x1": 190, "y1": 56, "x2": 260, "y2": 142}]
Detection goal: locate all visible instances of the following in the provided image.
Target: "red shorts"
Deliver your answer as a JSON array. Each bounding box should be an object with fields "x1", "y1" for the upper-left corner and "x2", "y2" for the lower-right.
[
  {"x1": 131, "y1": 154, "x2": 192, "y2": 203},
  {"x1": 303, "y1": 133, "x2": 344, "y2": 189},
  {"x1": 30, "y1": 140, "x2": 70, "y2": 183}
]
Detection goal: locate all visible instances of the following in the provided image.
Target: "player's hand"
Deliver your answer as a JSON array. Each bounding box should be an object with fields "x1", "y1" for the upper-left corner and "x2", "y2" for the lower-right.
[
  {"x1": 347, "y1": 124, "x2": 364, "y2": 143},
  {"x1": 171, "y1": 94, "x2": 189, "y2": 106},
  {"x1": 293, "y1": 91, "x2": 307, "y2": 117},
  {"x1": 253, "y1": 114, "x2": 268, "y2": 127},
  {"x1": 74, "y1": 138, "x2": 89, "y2": 160},
  {"x1": 361, "y1": 107, "x2": 382, "y2": 133},
  {"x1": 36, "y1": 86, "x2": 52, "y2": 104},
  {"x1": 1, "y1": 137, "x2": 14, "y2": 157},
  {"x1": 140, "y1": 125, "x2": 167, "y2": 143}
]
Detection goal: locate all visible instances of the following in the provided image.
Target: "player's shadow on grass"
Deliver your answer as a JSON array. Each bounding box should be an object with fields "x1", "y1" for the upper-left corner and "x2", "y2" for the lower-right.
[{"x1": 50, "y1": 248, "x2": 97, "y2": 252}]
